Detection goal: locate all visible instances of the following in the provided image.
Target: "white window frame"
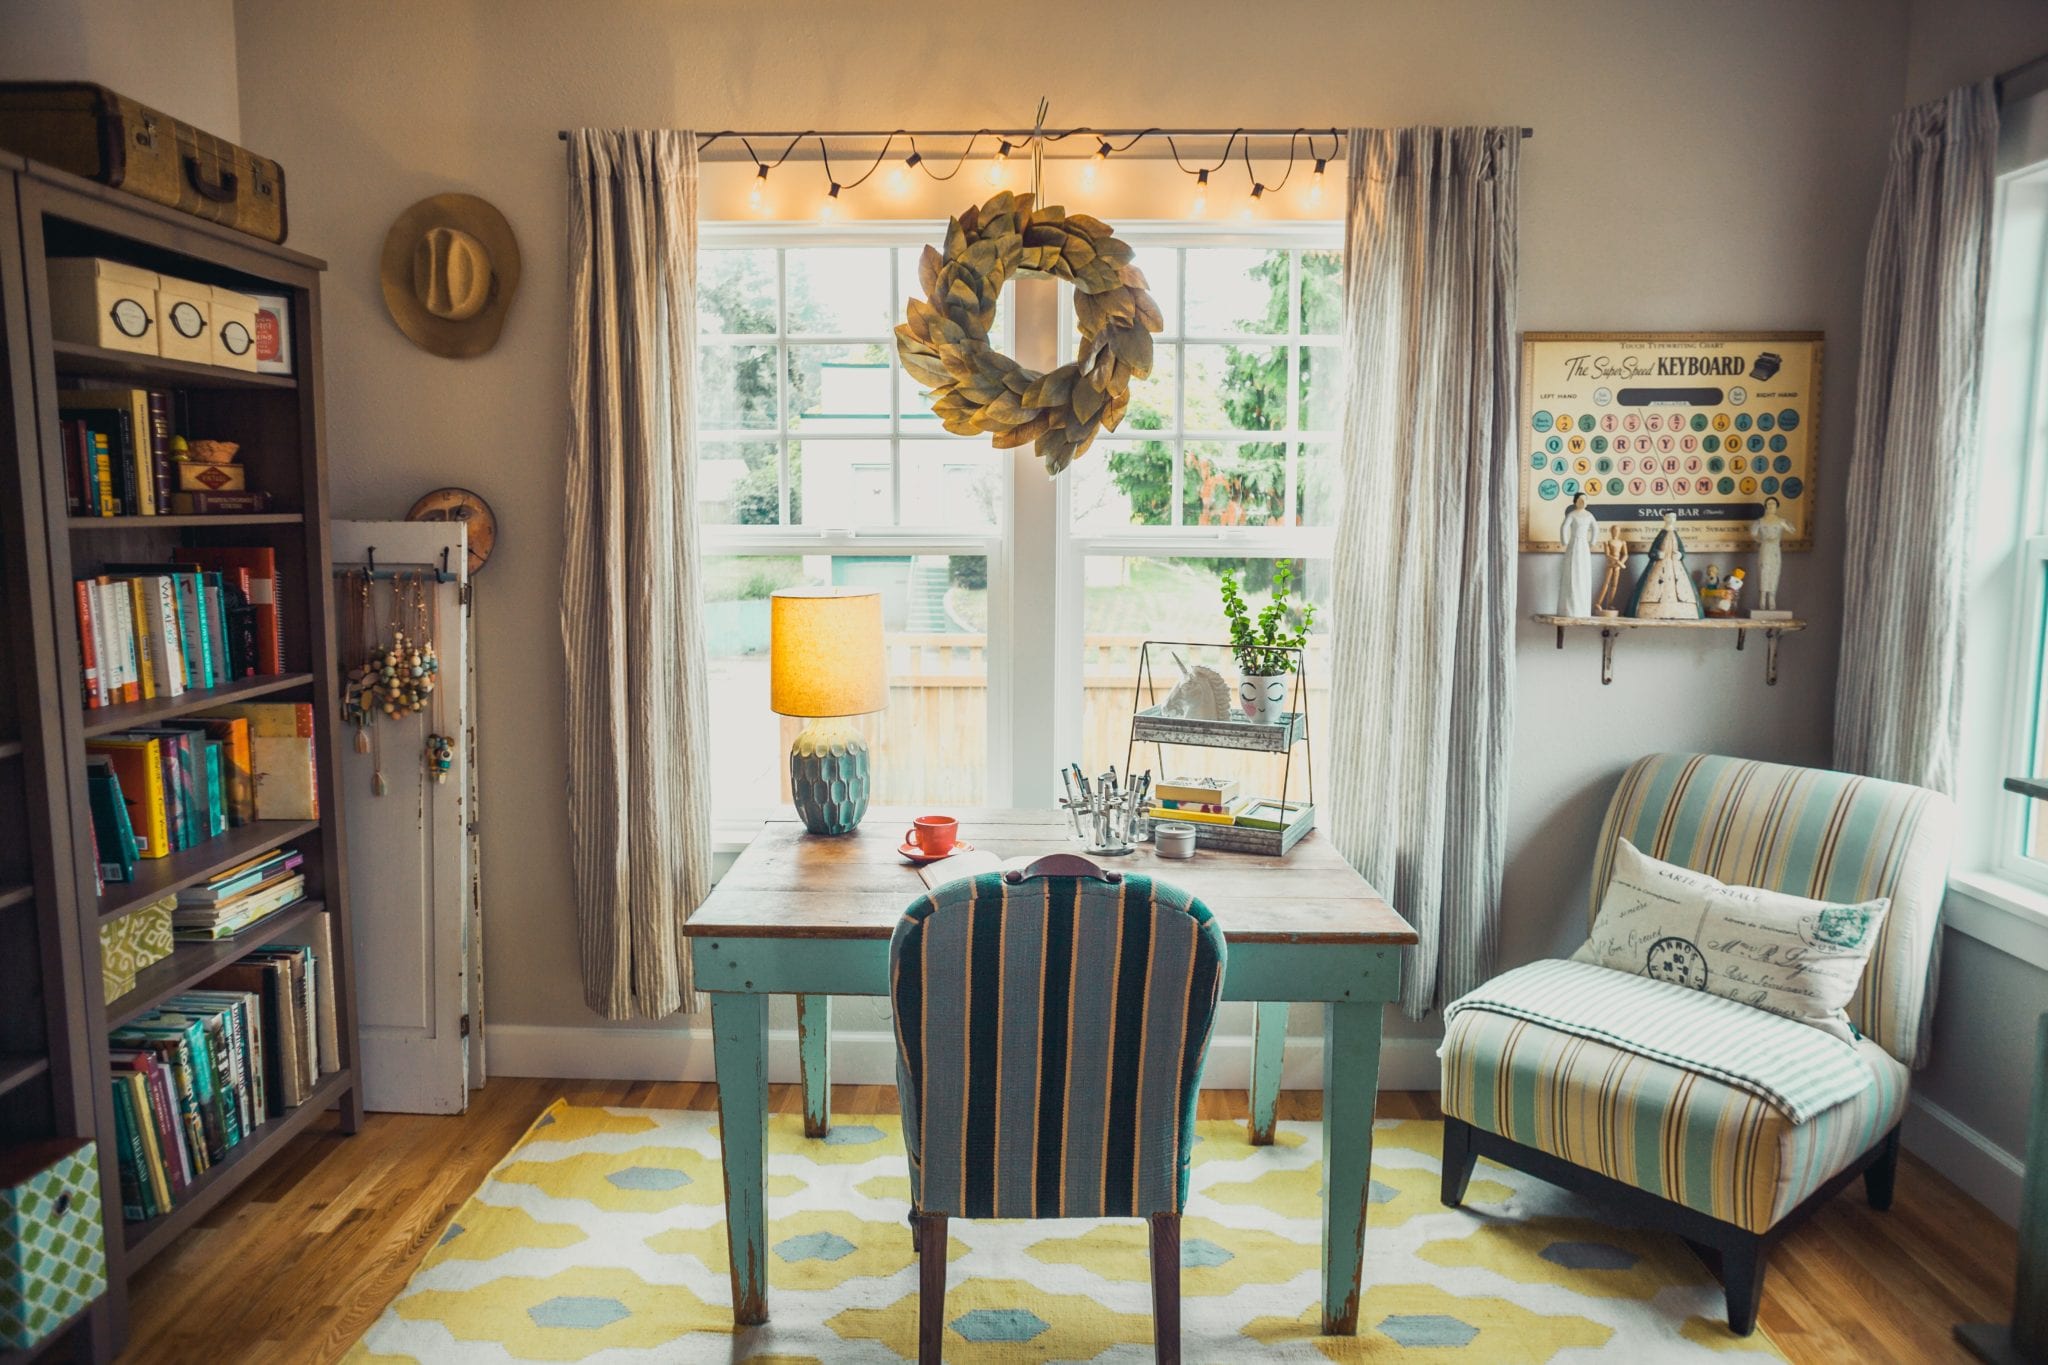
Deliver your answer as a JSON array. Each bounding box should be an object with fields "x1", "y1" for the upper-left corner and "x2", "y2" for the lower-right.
[{"x1": 697, "y1": 221, "x2": 1342, "y2": 817}]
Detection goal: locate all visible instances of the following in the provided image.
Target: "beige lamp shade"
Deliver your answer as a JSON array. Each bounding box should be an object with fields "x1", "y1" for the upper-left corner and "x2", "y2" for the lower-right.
[{"x1": 769, "y1": 588, "x2": 887, "y2": 718}]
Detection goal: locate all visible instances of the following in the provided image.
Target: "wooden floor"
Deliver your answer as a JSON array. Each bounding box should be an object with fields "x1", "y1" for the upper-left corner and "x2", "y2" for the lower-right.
[{"x1": 119, "y1": 1080, "x2": 2018, "y2": 1364}]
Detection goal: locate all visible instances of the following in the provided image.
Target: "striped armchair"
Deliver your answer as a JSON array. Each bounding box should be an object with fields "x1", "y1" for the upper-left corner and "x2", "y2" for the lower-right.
[
  {"x1": 891, "y1": 861, "x2": 1227, "y2": 1365},
  {"x1": 1439, "y1": 753, "x2": 1953, "y2": 1336}
]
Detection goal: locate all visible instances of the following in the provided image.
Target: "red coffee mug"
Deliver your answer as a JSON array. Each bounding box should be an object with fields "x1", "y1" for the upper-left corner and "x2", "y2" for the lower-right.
[{"x1": 906, "y1": 814, "x2": 958, "y2": 856}]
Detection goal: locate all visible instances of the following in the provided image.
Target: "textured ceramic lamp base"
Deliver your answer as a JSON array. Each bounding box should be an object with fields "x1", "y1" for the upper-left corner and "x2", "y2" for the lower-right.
[{"x1": 790, "y1": 718, "x2": 870, "y2": 835}]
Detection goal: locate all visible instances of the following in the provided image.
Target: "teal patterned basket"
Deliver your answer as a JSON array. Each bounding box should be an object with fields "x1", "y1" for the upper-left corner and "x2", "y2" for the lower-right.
[{"x1": 0, "y1": 1140, "x2": 105, "y2": 1349}]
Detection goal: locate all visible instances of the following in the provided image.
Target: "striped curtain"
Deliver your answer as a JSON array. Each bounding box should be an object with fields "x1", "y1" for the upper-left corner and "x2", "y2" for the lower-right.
[
  {"x1": 1833, "y1": 83, "x2": 1998, "y2": 794},
  {"x1": 562, "y1": 129, "x2": 714, "y2": 1018},
  {"x1": 1329, "y1": 127, "x2": 1520, "y2": 1018}
]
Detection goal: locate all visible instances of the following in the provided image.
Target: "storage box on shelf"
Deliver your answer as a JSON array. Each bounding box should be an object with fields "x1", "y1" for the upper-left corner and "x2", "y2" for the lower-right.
[{"x1": 0, "y1": 153, "x2": 359, "y2": 1359}]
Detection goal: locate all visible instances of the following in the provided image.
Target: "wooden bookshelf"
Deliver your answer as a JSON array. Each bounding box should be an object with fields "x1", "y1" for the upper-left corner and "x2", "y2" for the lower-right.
[{"x1": 2, "y1": 155, "x2": 361, "y2": 1359}]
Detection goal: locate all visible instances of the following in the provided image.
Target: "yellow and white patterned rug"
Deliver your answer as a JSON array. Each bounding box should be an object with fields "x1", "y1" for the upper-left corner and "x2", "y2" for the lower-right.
[{"x1": 348, "y1": 1103, "x2": 1785, "y2": 1363}]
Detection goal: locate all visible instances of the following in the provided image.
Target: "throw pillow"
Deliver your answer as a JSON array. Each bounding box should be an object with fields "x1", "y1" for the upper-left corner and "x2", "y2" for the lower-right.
[{"x1": 1575, "y1": 838, "x2": 1888, "y2": 1043}]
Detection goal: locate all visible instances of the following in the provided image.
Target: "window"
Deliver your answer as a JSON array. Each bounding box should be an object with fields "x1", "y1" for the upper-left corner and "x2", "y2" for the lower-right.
[{"x1": 697, "y1": 224, "x2": 1341, "y2": 823}]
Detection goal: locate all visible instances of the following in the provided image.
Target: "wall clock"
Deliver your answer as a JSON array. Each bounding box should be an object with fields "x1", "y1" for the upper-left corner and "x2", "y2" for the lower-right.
[{"x1": 406, "y1": 486, "x2": 498, "y2": 575}]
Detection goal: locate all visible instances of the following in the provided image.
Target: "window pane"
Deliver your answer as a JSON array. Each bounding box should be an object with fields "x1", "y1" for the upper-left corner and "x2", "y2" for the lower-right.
[
  {"x1": 698, "y1": 440, "x2": 781, "y2": 526},
  {"x1": 1074, "y1": 441, "x2": 1173, "y2": 529},
  {"x1": 1298, "y1": 441, "x2": 1339, "y2": 527},
  {"x1": 1182, "y1": 441, "x2": 1288, "y2": 526},
  {"x1": 699, "y1": 248, "x2": 777, "y2": 334},
  {"x1": 1124, "y1": 344, "x2": 1177, "y2": 434},
  {"x1": 1299, "y1": 248, "x2": 1342, "y2": 334},
  {"x1": 699, "y1": 344, "x2": 777, "y2": 429},
  {"x1": 1183, "y1": 247, "x2": 1287, "y2": 336},
  {"x1": 793, "y1": 438, "x2": 893, "y2": 527},
  {"x1": 900, "y1": 439, "x2": 1000, "y2": 528},
  {"x1": 786, "y1": 246, "x2": 893, "y2": 335},
  {"x1": 789, "y1": 343, "x2": 892, "y2": 433},
  {"x1": 2026, "y1": 559, "x2": 2048, "y2": 864},
  {"x1": 1185, "y1": 344, "x2": 1284, "y2": 431},
  {"x1": 704, "y1": 554, "x2": 988, "y2": 808},
  {"x1": 1078, "y1": 555, "x2": 1330, "y2": 798},
  {"x1": 1300, "y1": 345, "x2": 1342, "y2": 431}
]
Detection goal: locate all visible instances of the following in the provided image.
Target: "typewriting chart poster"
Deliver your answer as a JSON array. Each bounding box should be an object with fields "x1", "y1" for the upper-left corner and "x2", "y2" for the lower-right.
[{"x1": 1518, "y1": 332, "x2": 1822, "y2": 552}]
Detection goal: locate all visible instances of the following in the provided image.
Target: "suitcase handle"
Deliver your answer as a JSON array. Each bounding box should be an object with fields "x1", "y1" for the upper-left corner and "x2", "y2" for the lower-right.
[{"x1": 183, "y1": 155, "x2": 240, "y2": 204}]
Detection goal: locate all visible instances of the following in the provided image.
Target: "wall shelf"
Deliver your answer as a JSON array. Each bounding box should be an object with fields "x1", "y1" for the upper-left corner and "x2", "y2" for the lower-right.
[{"x1": 1533, "y1": 613, "x2": 1809, "y2": 686}]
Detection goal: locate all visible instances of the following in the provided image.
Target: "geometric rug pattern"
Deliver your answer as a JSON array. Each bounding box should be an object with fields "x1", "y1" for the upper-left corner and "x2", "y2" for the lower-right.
[{"x1": 345, "y1": 1102, "x2": 1787, "y2": 1363}]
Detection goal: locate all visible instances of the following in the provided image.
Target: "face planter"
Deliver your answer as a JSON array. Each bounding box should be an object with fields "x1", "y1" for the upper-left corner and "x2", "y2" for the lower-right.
[{"x1": 1239, "y1": 672, "x2": 1289, "y2": 724}]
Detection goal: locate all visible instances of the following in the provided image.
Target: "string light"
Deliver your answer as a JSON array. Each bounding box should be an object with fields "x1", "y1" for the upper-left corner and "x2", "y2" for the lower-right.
[
  {"x1": 889, "y1": 150, "x2": 922, "y2": 194},
  {"x1": 1190, "y1": 168, "x2": 1209, "y2": 216},
  {"x1": 1308, "y1": 156, "x2": 1328, "y2": 206},
  {"x1": 1239, "y1": 181, "x2": 1265, "y2": 220},
  {"x1": 749, "y1": 162, "x2": 770, "y2": 211},
  {"x1": 1081, "y1": 137, "x2": 1111, "y2": 188},
  {"x1": 820, "y1": 181, "x2": 841, "y2": 219},
  {"x1": 986, "y1": 138, "x2": 1013, "y2": 185}
]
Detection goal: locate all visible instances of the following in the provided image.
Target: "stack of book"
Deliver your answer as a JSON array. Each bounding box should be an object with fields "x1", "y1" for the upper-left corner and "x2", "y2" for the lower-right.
[
  {"x1": 1145, "y1": 778, "x2": 1306, "y2": 832},
  {"x1": 72, "y1": 546, "x2": 285, "y2": 708},
  {"x1": 106, "y1": 931, "x2": 333, "y2": 1221},
  {"x1": 58, "y1": 386, "x2": 173, "y2": 518},
  {"x1": 172, "y1": 848, "x2": 305, "y2": 940},
  {"x1": 82, "y1": 702, "x2": 317, "y2": 885}
]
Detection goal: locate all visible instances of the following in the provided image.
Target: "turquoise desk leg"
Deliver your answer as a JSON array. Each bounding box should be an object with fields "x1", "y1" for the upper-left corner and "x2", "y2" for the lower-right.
[
  {"x1": 712, "y1": 992, "x2": 770, "y2": 1325},
  {"x1": 1248, "y1": 1001, "x2": 1288, "y2": 1146},
  {"x1": 798, "y1": 994, "x2": 832, "y2": 1138},
  {"x1": 1320, "y1": 999, "x2": 1384, "y2": 1335}
]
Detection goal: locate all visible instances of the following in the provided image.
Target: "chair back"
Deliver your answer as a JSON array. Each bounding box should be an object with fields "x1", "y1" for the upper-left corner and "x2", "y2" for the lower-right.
[
  {"x1": 890, "y1": 868, "x2": 1227, "y2": 1220},
  {"x1": 1590, "y1": 753, "x2": 1954, "y2": 1066}
]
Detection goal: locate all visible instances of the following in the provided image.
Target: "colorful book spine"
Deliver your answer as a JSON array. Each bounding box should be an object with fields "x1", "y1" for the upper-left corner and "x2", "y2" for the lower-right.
[
  {"x1": 127, "y1": 578, "x2": 156, "y2": 700},
  {"x1": 74, "y1": 580, "x2": 100, "y2": 707},
  {"x1": 92, "y1": 430, "x2": 116, "y2": 516},
  {"x1": 146, "y1": 389, "x2": 174, "y2": 513},
  {"x1": 109, "y1": 1075, "x2": 152, "y2": 1220},
  {"x1": 86, "y1": 739, "x2": 168, "y2": 860}
]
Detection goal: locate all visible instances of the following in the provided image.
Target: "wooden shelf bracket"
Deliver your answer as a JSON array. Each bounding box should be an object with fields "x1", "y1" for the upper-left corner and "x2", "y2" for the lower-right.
[{"x1": 1538, "y1": 614, "x2": 1806, "y2": 686}]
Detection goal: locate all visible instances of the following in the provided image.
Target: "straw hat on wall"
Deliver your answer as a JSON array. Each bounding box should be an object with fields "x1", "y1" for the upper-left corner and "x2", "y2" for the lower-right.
[{"x1": 380, "y1": 193, "x2": 521, "y2": 358}]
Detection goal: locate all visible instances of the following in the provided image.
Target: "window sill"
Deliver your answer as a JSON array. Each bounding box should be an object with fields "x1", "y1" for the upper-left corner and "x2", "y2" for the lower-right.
[{"x1": 1945, "y1": 869, "x2": 2048, "y2": 972}]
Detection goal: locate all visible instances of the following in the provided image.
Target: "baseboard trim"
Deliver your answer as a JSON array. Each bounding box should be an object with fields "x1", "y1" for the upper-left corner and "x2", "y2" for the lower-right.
[
  {"x1": 487, "y1": 1023, "x2": 1443, "y2": 1092},
  {"x1": 1901, "y1": 1092, "x2": 2025, "y2": 1227}
]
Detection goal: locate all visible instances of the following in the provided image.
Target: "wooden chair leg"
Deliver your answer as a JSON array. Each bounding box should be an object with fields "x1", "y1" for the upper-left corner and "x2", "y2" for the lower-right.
[
  {"x1": 1864, "y1": 1127, "x2": 1902, "y2": 1211},
  {"x1": 1720, "y1": 1232, "x2": 1769, "y2": 1337},
  {"x1": 1150, "y1": 1213, "x2": 1182, "y2": 1365},
  {"x1": 1440, "y1": 1117, "x2": 1480, "y2": 1208},
  {"x1": 917, "y1": 1213, "x2": 948, "y2": 1365}
]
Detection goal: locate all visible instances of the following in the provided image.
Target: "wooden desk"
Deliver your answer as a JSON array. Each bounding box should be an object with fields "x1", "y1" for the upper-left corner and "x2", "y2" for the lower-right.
[{"x1": 684, "y1": 809, "x2": 1417, "y2": 1334}]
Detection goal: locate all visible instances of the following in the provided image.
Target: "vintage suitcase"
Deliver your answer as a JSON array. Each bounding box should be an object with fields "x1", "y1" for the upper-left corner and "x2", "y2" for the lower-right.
[
  {"x1": 0, "y1": 1140, "x2": 105, "y2": 1350},
  {"x1": 0, "y1": 82, "x2": 287, "y2": 243}
]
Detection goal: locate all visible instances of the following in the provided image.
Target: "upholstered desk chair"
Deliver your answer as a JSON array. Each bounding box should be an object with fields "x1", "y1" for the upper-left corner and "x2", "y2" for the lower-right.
[
  {"x1": 1440, "y1": 753, "x2": 1953, "y2": 1335},
  {"x1": 890, "y1": 856, "x2": 1227, "y2": 1365}
]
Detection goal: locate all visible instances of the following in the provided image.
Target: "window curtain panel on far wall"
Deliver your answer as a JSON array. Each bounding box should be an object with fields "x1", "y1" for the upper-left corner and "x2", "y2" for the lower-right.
[
  {"x1": 563, "y1": 129, "x2": 714, "y2": 1019},
  {"x1": 1330, "y1": 126, "x2": 1519, "y2": 1018},
  {"x1": 1833, "y1": 82, "x2": 1998, "y2": 795}
]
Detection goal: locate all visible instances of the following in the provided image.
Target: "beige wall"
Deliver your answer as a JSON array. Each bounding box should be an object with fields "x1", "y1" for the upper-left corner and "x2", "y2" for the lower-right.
[
  {"x1": 1905, "y1": 0, "x2": 2048, "y2": 103},
  {"x1": 220, "y1": 0, "x2": 1914, "y2": 1044},
  {"x1": 0, "y1": 0, "x2": 242, "y2": 141}
]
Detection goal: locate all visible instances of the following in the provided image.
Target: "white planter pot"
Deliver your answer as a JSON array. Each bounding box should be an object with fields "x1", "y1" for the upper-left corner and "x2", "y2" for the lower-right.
[{"x1": 1239, "y1": 672, "x2": 1290, "y2": 724}]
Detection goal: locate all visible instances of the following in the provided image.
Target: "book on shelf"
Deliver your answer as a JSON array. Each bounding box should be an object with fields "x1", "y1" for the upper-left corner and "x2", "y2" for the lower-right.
[
  {"x1": 85, "y1": 737, "x2": 169, "y2": 859},
  {"x1": 73, "y1": 555, "x2": 282, "y2": 706},
  {"x1": 175, "y1": 848, "x2": 301, "y2": 906},
  {"x1": 85, "y1": 754, "x2": 138, "y2": 882},
  {"x1": 170, "y1": 490, "x2": 272, "y2": 515},
  {"x1": 1146, "y1": 803, "x2": 1239, "y2": 826},
  {"x1": 172, "y1": 872, "x2": 306, "y2": 941},
  {"x1": 1153, "y1": 777, "x2": 1240, "y2": 806},
  {"x1": 199, "y1": 702, "x2": 318, "y2": 819},
  {"x1": 173, "y1": 546, "x2": 283, "y2": 676}
]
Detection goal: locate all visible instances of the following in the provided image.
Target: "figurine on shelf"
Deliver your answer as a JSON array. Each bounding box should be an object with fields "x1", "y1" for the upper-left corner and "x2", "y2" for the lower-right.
[
  {"x1": 1751, "y1": 496, "x2": 1793, "y2": 618},
  {"x1": 1595, "y1": 525, "x2": 1631, "y2": 618},
  {"x1": 1557, "y1": 492, "x2": 1599, "y2": 618},
  {"x1": 1626, "y1": 513, "x2": 1704, "y2": 620}
]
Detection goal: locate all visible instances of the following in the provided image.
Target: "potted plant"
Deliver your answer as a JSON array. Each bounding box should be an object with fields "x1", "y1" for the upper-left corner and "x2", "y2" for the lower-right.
[{"x1": 1219, "y1": 560, "x2": 1315, "y2": 724}]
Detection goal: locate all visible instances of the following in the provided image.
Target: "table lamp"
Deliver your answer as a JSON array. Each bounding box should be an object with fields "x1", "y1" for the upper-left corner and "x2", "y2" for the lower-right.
[{"x1": 770, "y1": 587, "x2": 887, "y2": 835}]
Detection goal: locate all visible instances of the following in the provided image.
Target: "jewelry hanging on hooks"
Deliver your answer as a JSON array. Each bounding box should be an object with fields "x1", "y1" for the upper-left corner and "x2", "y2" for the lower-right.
[
  {"x1": 422, "y1": 569, "x2": 451, "y2": 783},
  {"x1": 342, "y1": 569, "x2": 377, "y2": 751}
]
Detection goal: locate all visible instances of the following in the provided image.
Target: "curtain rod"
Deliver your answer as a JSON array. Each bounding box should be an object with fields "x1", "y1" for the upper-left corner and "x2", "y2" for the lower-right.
[
  {"x1": 1998, "y1": 48, "x2": 2048, "y2": 102},
  {"x1": 554, "y1": 126, "x2": 1535, "y2": 142}
]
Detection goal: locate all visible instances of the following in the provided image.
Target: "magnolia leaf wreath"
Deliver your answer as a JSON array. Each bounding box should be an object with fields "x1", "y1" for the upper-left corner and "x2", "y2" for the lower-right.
[{"x1": 894, "y1": 191, "x2": 1163, "y2": 475}]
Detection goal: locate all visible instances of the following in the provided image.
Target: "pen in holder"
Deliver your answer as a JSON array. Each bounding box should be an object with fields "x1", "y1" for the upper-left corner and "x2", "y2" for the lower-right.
[{"x1": 1057, "y1": 762, "x2": 1151, "y2": 856}]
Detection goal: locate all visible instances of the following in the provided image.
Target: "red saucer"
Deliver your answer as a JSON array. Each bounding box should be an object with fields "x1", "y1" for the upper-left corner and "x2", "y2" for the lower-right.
[{"x1": 899, "y1": 840, "x2": 974, "y2": 864}]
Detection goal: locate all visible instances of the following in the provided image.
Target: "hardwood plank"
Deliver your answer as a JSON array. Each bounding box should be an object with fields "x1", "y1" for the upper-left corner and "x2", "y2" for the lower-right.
[{"x1": 119, "y1": 1084, "x2": 2017, "y2": 1364}]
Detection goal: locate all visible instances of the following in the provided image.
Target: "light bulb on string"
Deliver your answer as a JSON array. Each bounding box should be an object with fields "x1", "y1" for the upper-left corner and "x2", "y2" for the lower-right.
[
  {"x1": 749, "y1": 163, "x2": 769, "y2": 212},
  {"x1": 1239, "y1": 181, "x2": 1265, "y2": 221},
  {"x1": 986, "y1": 138, "x2": 1012, "y2": 186},
  {"x1": 1307, "y1": 157, "x2": 1327, "y2": 207},
  {"x1": 890, "y1": 150, "x2": 921, "y2": 196},
  {"x1": 820, "y1": 181, "x2": 841, "y2": 220},
  {"x1": 1191, "y1": 168, "x2": 1209, "y2": 217},
  {"x1": 1081, "y1": 138, "x2": 1110, "y2": 190}
]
